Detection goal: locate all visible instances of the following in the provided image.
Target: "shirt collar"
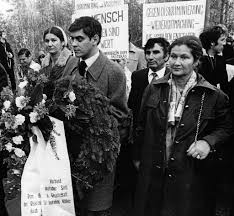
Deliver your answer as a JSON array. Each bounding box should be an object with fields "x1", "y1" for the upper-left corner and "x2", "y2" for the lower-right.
[
  {"x1": 82, "y1": 50, "x2": 100, "y2": 69},
  {"x1": 148, "y1": 66, "x2": 166, "y2": 79}
]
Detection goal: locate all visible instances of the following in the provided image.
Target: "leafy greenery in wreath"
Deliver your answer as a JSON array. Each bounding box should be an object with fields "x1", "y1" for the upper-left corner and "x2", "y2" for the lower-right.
[
  {"x1": 0, "y1": 73, "x2": 53, "y2": 201},
  {"x1": 44, "y1": 77, "x2": 120, "y2": 194}
]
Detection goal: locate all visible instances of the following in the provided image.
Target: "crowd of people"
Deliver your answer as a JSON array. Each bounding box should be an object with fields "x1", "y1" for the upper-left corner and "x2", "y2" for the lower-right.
[{"x1": 0, "y1": 16, "x2": 234, "y2": 216}]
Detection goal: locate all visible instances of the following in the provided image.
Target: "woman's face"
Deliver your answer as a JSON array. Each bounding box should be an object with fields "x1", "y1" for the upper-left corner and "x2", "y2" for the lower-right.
[
  {"x1": 44, "y1": 33, "x2": 64, "y2": 55},
  {"x1": 169, "y1": 44, "x2": 196, "y2": 78}
]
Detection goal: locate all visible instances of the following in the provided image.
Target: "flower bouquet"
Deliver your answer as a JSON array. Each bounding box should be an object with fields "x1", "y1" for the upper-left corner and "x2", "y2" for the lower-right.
[
  {"x1": 0, "y1": 76, "x2": 53, "y2": 201},
  {"x1": 45, "y1": 77, "x2": 121, "y2": 194}
]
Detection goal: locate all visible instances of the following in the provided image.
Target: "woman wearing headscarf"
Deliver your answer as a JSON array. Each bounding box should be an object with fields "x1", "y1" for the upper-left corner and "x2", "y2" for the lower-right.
[
  {"x1": 133, "y1": 36, "x2": 232, "y2": 216},
  {"x1": 40, "y1": 26, "x2": 78, "y2": 83}
]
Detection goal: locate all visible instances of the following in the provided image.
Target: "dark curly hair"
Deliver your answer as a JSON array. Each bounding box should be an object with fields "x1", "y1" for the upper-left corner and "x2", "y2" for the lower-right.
[
  {"x1": 144, "y1": 37, "x2": 170, "y2": 58},
  {"x1": 199, "y1": 26, "x2": 227, "y2": 51},
  {"x1": 169, "y1": 35, "x2": 203, "y2": 62},
  {"x1": 68, "y1": 16, "x2": 102, "y2": 45}
]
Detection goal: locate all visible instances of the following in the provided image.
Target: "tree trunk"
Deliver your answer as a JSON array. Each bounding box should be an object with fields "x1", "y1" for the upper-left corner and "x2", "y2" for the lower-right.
[
  {"x1": 204, "y1": 0, "x2": 210, "y2": 28},
  {"x1": 220, "y1": 0, "x2": 225, "y2": 24}
]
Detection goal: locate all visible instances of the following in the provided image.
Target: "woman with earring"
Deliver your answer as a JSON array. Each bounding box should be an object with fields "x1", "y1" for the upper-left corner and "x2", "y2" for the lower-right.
[{"x1": 132, "y1": 36, "x2": 232, "y2": 216}]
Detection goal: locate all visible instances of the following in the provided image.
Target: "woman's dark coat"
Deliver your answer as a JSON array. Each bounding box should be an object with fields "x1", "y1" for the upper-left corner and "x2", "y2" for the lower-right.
[{"x1": 133, "y1": 73, "x2": 232, "y2": 216}]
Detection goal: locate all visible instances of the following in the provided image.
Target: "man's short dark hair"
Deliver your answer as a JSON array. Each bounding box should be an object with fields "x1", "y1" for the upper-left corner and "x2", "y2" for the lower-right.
[
  {"x1": 199, "y1": 26, "x2": 227, "y2": 51},
  {"x1": 144, "y1": 38, "x2": 170, "y2": 57},
  {"x1": 18, "y1": 48, "x2": 31, "y2": 57},
  {"x1": 68, "y1": 16, "x2": 102, "y2": 44}
]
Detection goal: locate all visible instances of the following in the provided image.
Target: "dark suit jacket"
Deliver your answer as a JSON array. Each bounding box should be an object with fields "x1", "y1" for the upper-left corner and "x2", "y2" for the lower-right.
[
  {"x1": 198, "y1": 55, "x2": 229, "y2": 95},
  {"x1": 72, "y1": 52, "x2": 129, "y2": 122},
  {"x1": 128, "y1": 67, "x2": 170, "y2": 160},
  {"x1": 0, "y1": 40, "x2": 14, "y2": 72},
  {"x1": 128, "y1": 68, "x2": 149, "y2": 128},
  {"x1": 128, "y1": 67, "x2": 170, "y2": 129},
  {"x1": 69, "y1": 51, "x2": 129, "y2": 210}
]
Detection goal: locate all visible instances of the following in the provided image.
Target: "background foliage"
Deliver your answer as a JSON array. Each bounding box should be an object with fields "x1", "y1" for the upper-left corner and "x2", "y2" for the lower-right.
[{"x1": 0, "y1": 0, "x2": 234, "y2": 60}]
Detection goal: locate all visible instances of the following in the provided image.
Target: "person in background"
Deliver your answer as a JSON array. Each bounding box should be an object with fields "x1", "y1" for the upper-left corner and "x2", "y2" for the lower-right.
[
  {"x1": 121, "y1": 37, "x2": 170, "y2": 211},
  {"x1": 37, "y1": 50, "x2": 46, "y2": 66},
  {"x1": 40, "y1": 26, "x2": 78, "y2": 98},
  {"x1": 0, "y1": 62, "x2": 8, "y2": 91},
  {"x1": 199, "y1": 25, "x2": 229, "y2": 94},
  {"x1": 112, "y1": 58, "x2": 131, "y2": 99},
  {"x1": 17, "y1": 48, "x2": 41, "y2": 81},
  {"x1": 126, "y1": 34, "x2": 147, "y2": 73},
  {"x1": 0, "y1": 30, "x2": 15, "y2": 90},
  {"x1": 223, "y1": 36, "x2": 234, "y2": 65},
  {"x1": 133, "y1": 35, "x2": 232, "y2": 216},
  {"x1": 0, "y1": 51, "x2": 12, "y2": 216},
  {"x1": 128, "y1": 37, "x2": 170, "y2": 154},
  {"x1": 68, "y1": 16, "x2": 128, "y2": 216}
]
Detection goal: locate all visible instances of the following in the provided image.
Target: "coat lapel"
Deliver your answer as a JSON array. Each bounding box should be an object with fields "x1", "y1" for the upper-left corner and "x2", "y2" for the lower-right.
[
  {"x1": 141, "y1": 68, "x2": 150, "y2": 87},
  {"x1": 87, "y1": 52, "x2": 107, "y2": 81}
]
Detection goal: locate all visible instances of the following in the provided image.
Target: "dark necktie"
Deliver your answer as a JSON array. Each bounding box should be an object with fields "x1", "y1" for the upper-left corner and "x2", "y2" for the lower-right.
[
  {"x1": 78, "y1": 60, "x2": 87, "y2": 76},
  {"x1": 209, "y1": 56, "x2": 215, "y2": 70},
  {"x1": 150, "y1": 72, "x2": 158, "y2": 83}
]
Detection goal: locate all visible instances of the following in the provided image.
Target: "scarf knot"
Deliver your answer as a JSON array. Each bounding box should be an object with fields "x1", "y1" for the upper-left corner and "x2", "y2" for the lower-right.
[{"x1": 168, "y1": 71, "x2": 197, "y2": 125}]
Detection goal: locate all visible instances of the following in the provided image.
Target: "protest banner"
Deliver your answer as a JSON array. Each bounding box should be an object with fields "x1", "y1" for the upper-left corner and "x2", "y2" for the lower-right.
[
  {"x1": 72, "y1": 5, "x2": 129, "y2": 59},
  {"x1": 75, "y1": 0, "x2": 124, "y2": 10},
  {"x1": 142, "y1": 0, "x2": 206, "y2": 45}
]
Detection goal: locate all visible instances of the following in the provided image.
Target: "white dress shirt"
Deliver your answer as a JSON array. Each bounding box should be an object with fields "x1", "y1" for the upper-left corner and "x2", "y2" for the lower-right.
[
  {"x1": 82, "y1": 51, "x2": 100, "y2": 71},
  {"x1": 148, "y1": 67, "x2": 166, "y2": 83}
]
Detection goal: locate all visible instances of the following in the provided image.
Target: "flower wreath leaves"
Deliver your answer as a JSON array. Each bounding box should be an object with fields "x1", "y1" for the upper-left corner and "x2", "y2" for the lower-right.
[
  {"x1": 49, "y1": 77, "x2": 120, "y2": 193},
  {"x1": 0, "y1": 74, "x2": 53, "y2": 201}
]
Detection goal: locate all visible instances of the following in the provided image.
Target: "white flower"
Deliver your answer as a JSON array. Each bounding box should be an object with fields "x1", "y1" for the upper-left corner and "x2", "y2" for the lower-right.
[
  {"x1": 3, "y1": 100, "x2": 11, "y2": 110},
  {"x1": 43, "y1": 94, "x2": 47, "y2": 100},
  {"x1": 12, "y1": 135, "x2": 24, "y2": 145},
  {"x1": 15, "y1": 96, "x2": 27, "y2": 109},
  {"x1": 5, "y1": 122, "x2": 10, "y2": 129},
  {"x1": 68, "y1": 91, "x2": 76, "y2": 102},
  {"x1": 14, "y1": 148, "x2": 25, "y2": 158},
  {"x1": 5, "y1": 143, "x2": 14, "y2": 152},
  {"x1": 2, "y1": 109, "x2": 5, "y2": 115},
  {"x1": 18, "y1": 80, "x2": 28, "y2": 89},
  {"x1": 12, "y1": 169, "x2": 21, "y2": 175},
  {"x1": 15, "y1": 114, "x2": 25, "y2": 126},
  {"x1": 41, "y1": 94, "x2": 47, "y2": 104},
  {"x1": 29, "y1": 112, "x2": 38, "y2": 123}
]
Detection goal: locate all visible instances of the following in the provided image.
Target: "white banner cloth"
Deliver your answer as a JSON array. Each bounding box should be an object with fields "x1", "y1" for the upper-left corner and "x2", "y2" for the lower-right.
[{"x1": 21, "y1": 117, "x2": 75, "y2": 216}]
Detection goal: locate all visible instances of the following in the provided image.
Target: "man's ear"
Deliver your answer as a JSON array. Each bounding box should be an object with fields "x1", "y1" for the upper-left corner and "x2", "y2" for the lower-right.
[
  {"x1": 164, "y1": 53, "x2": 169, "y2": 62},
  {"x1": 92, "y1": 34, "x2": 100, "y2": 46},
  {"x1": 193, "y1": 60, "x2": 199, "y2": 68}
]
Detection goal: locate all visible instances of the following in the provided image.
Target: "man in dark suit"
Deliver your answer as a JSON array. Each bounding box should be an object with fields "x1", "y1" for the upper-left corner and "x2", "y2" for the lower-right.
[
  {"x1": 68, "y1": 16, "x2": 128, "y2": 216},
  {"x1": 128, "y1": 37, "x2": 170, "y2": 148},
  {"x1": 118, "y1": 38, "x2": 169, "y2": 210}
]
